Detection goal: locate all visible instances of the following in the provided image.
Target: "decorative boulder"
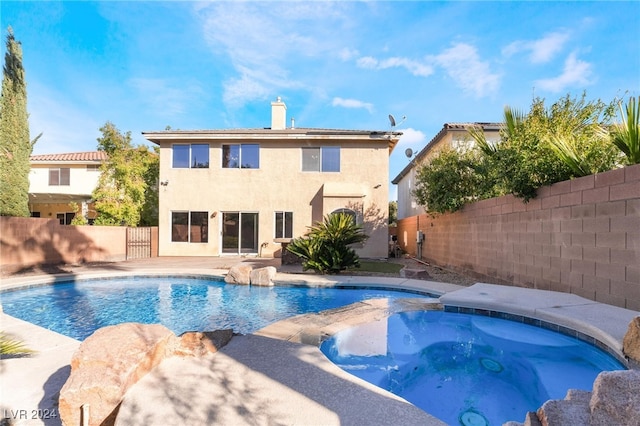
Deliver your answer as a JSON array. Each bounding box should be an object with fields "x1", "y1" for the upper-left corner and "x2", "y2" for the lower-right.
[
  {"x1": 59, "y1": 323, "x2": 179, "y2": 426},
  {"x1": 590, "y1": 369, "x2": 640, "y2": 425},
  {"x1": 622, "y1": 316, "x2": 640, "y2": 365},
  {"x1": 224, "y1": 264, "x2": 253, "y2": 285},
  {"x1": 251, "y1": 266, "x2": 277, "y2": 286},
  {"x1": 175, "y1": 329, "x2": 234, "y2": 357}
]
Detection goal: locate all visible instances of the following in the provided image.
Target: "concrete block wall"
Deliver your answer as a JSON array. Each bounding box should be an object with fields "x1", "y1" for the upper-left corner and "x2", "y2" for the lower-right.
[{"x1": 396, "y1": 164, "x2": 640, "y2": 310}]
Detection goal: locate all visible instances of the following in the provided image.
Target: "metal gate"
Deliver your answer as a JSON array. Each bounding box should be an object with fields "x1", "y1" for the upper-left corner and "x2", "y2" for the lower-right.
[{"x1": 126, "y1": 227, "x2": 152, "y2": 259}]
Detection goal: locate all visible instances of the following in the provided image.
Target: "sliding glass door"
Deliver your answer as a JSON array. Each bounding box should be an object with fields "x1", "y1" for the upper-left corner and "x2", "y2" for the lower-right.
[{"x1": 221, "y1": 212, "x2": 258, "y2": 254}]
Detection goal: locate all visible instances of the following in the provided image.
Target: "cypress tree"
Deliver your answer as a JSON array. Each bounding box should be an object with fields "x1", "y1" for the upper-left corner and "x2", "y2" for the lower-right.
[{"x1": 0, "y1": 27, "x2": 36, "y2": 217}]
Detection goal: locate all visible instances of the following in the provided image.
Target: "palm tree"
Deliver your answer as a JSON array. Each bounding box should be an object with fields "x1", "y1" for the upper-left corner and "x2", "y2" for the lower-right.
[{"x1": 610, "y1": 96, "x2": 640, "y2": 165}]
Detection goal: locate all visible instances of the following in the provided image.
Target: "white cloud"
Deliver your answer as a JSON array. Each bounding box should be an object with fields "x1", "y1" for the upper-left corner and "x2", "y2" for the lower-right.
[
  {"x1": 339, "y1": 48, "x2": 359, "y2": 61},
  {"x1": 397, "y1": 127, "x2": 426, "y2": 146},
  {"x1": 332, "y1": 97, "x2": 374, "y2": 113},
  {"x1": 356, "y1": 56, "x2": 434, "y2": 77},
  {"x1": 534, "y1": 51, "x2": 593, "y2": 92},
  {"x1": 223, "y1": 72, "x2": 272, "y2": 108},
  {"x1": 503, "y1": 31, "x2": 570, "y2": 64},
  {"x1": 196, "y1": 2, "x2": 351, "y2": 107},
  {"x1": 529, "y1": 32, "x2": 571, "y2": 63},
  {"x1": 357, "y1": 56, "x2": 379, "y2": 69},
  {"x1": 431, "y1": 43, "x2": 501, "y2": 98}
]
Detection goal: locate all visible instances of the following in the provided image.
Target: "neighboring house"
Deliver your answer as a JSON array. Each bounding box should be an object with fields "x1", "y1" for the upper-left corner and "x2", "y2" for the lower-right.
[
  {"x1": 142, "y1": 98, "x2": 402, "y2": 258},
  {"x1": 392, "y1": 122, "x2": 502, "y2": 220},
  {"x1": 28, "y1": 151, "x2": 107, "y2": 224}
]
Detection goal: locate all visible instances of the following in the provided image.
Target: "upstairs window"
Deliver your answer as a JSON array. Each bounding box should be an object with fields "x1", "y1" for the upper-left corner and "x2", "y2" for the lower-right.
[
  {"x1": 275, "y1": 211, "x2": 293, "y2": 239},
  {"x1": 302, "y1": 147, "x2": 340, "y2": 172},
  {"x1": 222, "y1": 144, "x2": 259, "y2": 169},
  {"x1": 49, "y1": 168, "x2": 70, "y2": 186},
  {"x1": 173, "y1": 144, "x2": 209, "y2": 168}
]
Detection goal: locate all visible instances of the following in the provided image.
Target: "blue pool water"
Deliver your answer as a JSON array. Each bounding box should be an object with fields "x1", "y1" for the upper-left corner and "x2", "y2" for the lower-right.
[
  {"x1": 320, "y1": 310, "x2": 625, "y2": 426},
  {"x1": 0, "y1": 276, "x2": 429, "y2": 340}
]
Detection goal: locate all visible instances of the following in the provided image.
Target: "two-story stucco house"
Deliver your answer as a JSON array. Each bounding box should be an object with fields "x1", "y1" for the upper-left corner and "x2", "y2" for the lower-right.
[
  {"x1": 143, "y1": 98, "x2": 401, "y2": 258},
  {"x1": 28, "y1": 151, "x2": 107, "y2": 224},
  {"x1": 392, "y1": 122, "x2": 502, "y2": 220}
]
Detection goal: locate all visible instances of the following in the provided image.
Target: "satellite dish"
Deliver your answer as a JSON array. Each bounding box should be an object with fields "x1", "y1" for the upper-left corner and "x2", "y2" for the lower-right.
[
  {"x1": 405, "y1": 148, "x2": 413, "y2": 158},
  {"x1": 388, "y1": 114, "x2": 396, "y2": 127}
]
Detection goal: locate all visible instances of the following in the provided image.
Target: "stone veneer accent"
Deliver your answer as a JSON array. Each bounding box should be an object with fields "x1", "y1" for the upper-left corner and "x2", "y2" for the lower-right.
[{"x1": 397, "y1": 164, "x2": 640, "y2": 310}]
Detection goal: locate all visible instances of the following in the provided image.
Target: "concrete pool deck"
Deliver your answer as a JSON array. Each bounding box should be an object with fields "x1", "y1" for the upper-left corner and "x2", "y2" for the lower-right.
[{"x1": 1, "y1": 257, "x2": 637, "y2": 426}]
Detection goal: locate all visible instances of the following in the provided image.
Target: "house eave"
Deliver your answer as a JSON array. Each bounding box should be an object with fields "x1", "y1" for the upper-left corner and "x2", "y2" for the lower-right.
[{"x1": 142, "y1": 128, "x2": 402, "y2": 153}]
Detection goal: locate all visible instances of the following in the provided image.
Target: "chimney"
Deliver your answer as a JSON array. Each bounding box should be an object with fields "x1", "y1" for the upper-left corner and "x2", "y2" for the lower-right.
[{"x1": 271, "y1": 97, "x2": 287, "y2": 130}]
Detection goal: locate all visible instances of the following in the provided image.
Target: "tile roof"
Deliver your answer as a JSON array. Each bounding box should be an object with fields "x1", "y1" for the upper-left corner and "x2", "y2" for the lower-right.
[{"x1": 30, "y1": 151, "x2": 108, "y2": 162}]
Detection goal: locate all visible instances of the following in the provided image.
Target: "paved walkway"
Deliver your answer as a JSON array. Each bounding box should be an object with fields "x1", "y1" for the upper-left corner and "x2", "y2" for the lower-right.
[{"x1": 1, "y1": 257, "x2": 637, "y2": 426}]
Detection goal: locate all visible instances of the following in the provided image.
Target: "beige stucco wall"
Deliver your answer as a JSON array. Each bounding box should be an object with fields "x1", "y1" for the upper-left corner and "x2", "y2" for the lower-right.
[
  {"x1": 28, "y1": 164, "x2": 101, "y2": 219},
  {"x1": 29, "y1": 164, "x2": 101, "y2": 196},
  {"x1": 157, "y1": 139, "x2": 391, "y2": 258}
]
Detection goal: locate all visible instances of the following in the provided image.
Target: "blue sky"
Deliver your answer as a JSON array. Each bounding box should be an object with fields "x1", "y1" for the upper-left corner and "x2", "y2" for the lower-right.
[{"x1": 2, "y1": 1, "x2": 639, "y2": 200}]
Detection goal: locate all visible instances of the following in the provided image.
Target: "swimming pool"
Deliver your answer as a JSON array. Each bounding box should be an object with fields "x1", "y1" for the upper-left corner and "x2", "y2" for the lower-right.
[
  {"x1": 320, "y1": 309, "x2": 626, "y2": 426},
  {"x1": 0, "y1": 276, "x2": 431, "y2": 340}
]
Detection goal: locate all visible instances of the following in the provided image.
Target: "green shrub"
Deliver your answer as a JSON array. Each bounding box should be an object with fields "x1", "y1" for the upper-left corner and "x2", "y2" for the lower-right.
[
  {"x1": 286, "y1": 213, "x2": 368, "y2": 274},
  {"x1": 470, "y1": 93, "x2": 619, "y2": 201},
  {"x1": 69, "y1": 202, "x2": 88, "y2": 225},
  {"x1": 609, "y1": 96, "x2": 640, "y2": 165},
  {"x1": 413, "y1": 148, "x2": 489, "y2": 213},
  {"x1": 0, "y1": 332, "x2": 34, "y2": 356}
]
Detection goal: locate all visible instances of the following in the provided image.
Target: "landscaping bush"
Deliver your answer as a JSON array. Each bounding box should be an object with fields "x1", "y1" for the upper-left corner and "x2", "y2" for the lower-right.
[
  {"x1": 413, "y1": 148, "x2": 489, "y2": 213},
  {"x1": 609, "y1": 96, "x2": 640, "y2": 165},
  {"x1": 286, "y1": 213, "x2": 368, "y2": 274},
  {"x1": 414, "y1": 92, "x2": 625, "y2": 213}
]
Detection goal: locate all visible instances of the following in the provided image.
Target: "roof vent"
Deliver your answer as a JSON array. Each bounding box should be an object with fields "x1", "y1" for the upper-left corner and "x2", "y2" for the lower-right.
[{"x1": 271, "y1": 97, "x2": 287, "y2": 130}]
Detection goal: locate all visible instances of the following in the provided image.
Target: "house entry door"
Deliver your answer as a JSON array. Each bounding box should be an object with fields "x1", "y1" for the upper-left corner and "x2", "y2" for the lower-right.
[{"x1": 221, "y1": 212, "x2": 258, "y2": 254}]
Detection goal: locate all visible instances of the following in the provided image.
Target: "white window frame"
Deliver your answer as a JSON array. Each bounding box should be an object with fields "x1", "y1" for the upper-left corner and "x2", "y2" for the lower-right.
[
  {"x1": 301, "y1": 146, "x2": 340, "y2": 172},
  {"x1": 274, "y1": 211, "x2": 293, "y2": 239}
]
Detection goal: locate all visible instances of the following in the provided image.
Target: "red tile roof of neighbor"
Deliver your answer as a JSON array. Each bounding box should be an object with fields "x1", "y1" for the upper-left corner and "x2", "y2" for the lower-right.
[{"x1": 30, "y1": 151, "x2": 108, "y2": 162}]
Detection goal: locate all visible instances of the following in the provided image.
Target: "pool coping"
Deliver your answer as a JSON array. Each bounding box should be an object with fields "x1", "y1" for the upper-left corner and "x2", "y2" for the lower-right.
[
  {"x1": 1, "y1": 270, "x2": 638, "y2": 426},
  {"x1": 2, "y1": 270, "x2": 635, "y2": 363}
]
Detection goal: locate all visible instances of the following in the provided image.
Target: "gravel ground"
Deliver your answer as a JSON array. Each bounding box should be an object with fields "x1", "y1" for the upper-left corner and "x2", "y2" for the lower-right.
[{"x1": 353, "y1": 256, "x2": 478, "y2": 286}]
